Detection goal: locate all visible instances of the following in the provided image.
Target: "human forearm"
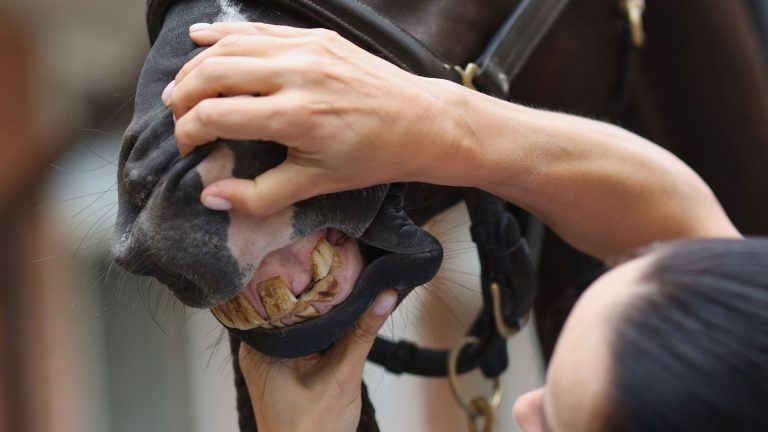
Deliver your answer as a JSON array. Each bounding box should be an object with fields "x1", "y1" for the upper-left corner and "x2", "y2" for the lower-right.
[
  {"x1": 426, "y1": 83, "x2": 740, "y2": 261},
  {"x1": 173, "y1": 21, "x2": 740, "y2": 253}
]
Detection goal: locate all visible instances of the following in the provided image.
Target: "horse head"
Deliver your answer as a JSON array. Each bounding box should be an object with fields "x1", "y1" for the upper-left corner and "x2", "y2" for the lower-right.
[
  {"x1": 114, "y1": 0, "x2": 623, "y2": 359},
  {"x1": 113, "y1": 0, "x2": 455, "y2": 358}
]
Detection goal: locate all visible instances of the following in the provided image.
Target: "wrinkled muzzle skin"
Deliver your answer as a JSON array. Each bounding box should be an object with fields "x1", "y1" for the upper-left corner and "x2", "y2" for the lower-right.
[{"x1": 113, "y1": 0, "x2": 443, "y2": 358}]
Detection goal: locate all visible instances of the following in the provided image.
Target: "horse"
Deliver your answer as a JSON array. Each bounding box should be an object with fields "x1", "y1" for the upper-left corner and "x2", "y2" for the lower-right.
[{"x1": 114, "y1": 0, "x2": 768, "y2": 430}]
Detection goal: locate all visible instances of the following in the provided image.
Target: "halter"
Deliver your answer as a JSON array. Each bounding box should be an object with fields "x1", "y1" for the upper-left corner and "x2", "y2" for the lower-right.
[{"x1": 145, "y1": 0, "x2": 646, "y2": 428}]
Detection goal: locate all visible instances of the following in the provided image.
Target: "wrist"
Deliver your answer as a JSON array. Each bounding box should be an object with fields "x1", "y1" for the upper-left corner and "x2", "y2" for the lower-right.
[
  {"x1": 409, "y1": 77, "x2": 489, "y2": 188},
  {"x1": 431, "y1": 83, "x2": 559, "y2": 210}
]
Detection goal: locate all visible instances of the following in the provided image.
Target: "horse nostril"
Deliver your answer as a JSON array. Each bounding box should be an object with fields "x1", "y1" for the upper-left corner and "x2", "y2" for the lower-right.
[
  {"x1": 123, "y1": 170, "x2": 158, "y2": 207},
  {"x1": 111, "y1": 230, "x2": 160, "y2": 279}
]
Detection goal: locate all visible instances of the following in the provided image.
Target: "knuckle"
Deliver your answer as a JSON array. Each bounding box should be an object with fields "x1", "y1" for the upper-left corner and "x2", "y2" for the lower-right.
[
  {"x1": 312, "y1": 28, "x2": 339, "y2": 41},
  {"x1": 250, "y1": 22, "x2": 279, "y2": 35},
  {"x1": 195, "y1": 99, "x2": 219, "y2": 125},
  {"x1": 283, "y1": 54, "x2": 314, "y2": 74},
  {"x1": 174, "y1": 127, "x2": 190, "y2": 149},
  {"x1": 176, "y1": 63, "x2": 193, "y2": 82},
  {"x1": 174, "y1": 117, "x2": 193, "y2": 142},
  {"x1": 199, "y1": 57, "x2": 226, "y2": 80},
  {"x1": 282, "y1": 98, "x2": 314, "y2": 127},
  {"x1": 267, "y1": 96, "x2": 293, "y2": 117},
  {"x1": 218, "y1": 34, "x2": 244, "y2": 50}
]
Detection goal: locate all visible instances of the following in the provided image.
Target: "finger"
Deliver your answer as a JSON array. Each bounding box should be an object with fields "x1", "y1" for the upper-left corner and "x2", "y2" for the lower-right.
[
  {"x1": 175, "y1": 33, "x2": 304, "y2": 85},
  {"x1": 189, "y1": 21, "x2": 321, "y2": 46},
  {"x1": 201, "y1": 163, "x2": 331, "y2": 218},
  {"x1": 319, "y1": 290, "x2": 398, "y2": 379},
  {"x1": 171, "y1": 56, "x2": 285, "y2": 118},
  {"x1": 174, "y1": 96, "x2": 292, "y2": 155}
]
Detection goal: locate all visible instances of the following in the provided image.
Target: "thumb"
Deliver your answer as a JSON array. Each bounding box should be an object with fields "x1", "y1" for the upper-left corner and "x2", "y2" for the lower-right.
[
  {"x1": 321, "y1": 290, "x2": 398, "y2": 377},
  {"x1": 201, "y1": 162, "x2": 324, "y2": 218},
  {"x1": 238, "y1": 342, "x2": 272, "y2": 390}
]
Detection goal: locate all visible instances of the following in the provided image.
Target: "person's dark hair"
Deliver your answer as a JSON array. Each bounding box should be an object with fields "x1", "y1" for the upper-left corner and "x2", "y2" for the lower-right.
[{"x1": 606, "y1": 238, "x2": 768, "y2": 432}]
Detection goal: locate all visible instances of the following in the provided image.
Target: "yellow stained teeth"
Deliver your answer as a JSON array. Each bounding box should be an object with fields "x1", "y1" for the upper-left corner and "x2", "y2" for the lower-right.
[
  {"x1": 257, "y1": 276, "x2": 298, "y2": 321},
  {"x1": 293, "y1": 302, "x2": 321, "y2": 319},
  {"x1": 211, "y1": 305, "x2": 235, "y2": 328},
  {"x1": 300, "y1": 274, "x2": 339, "y2": 304},
  {"x1": 332, "y1": 249, "x2": 342, "y2": 271},
  {"x1": 311, "y1": 239, "x2": 337, "y2": 281},
  {"x1": 213, "y1": 240, "x2": 348, "y2": 330},
  {"x1": 225, "y1": 293, "x2": 267, "y2": 330}
]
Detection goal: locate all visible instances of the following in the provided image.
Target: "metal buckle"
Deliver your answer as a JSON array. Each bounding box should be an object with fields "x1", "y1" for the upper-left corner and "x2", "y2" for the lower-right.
[
  {"x1": 454, "y1": 63, "x2": 480, "y2": 90},
  {"x1": 490, "y1": 282, "x2": 531, "y2": 338},
  {"x1": 620, "y1": 0, "x2": 646, "y2": 48},
  {"x1": 448, "y1": 336, "x2": 503, "y2": 432}
]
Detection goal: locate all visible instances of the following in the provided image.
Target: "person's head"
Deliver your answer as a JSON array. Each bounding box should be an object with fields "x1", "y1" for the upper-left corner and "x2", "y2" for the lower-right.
[{"x1": 513, "y1": 237, "x2": 768, "y2": 432}]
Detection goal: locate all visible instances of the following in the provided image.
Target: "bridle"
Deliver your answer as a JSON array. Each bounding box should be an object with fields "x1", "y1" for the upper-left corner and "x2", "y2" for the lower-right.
[{"x1": 145, "y1": 0, "x2": 646, "y2": 429}]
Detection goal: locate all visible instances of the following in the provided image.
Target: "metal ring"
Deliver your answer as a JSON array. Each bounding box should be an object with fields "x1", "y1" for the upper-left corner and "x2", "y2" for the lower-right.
[
  {"x1": 490, "y1": 282, "x2": 532, "y2": 339},
  {"x1": 448, "y1": 336, "x2": 503, "y2": 416}
]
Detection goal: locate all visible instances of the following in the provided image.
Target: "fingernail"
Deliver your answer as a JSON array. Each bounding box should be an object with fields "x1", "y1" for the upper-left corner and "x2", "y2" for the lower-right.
[
  {"x1": 162, "y1": 80, "x2": 175, "y2": 106},
  {"x1": 202, "y1": 195, "x2": 232, "y2": 211},
  {"x1": 190, "y1": 23, "x2": 212, "y2": 33},
  {"x1": 371, "y1": 291, "x2": 397, "y2": 316}
]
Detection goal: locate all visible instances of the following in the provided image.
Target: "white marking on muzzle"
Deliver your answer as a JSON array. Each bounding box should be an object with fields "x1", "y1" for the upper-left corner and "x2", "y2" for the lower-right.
[
  {"x1": 216, "y1": 0, "x2": 248, "y2": 22},
  {"x1": 197, "y1": 144, "x2": 295, "y2": 287}
]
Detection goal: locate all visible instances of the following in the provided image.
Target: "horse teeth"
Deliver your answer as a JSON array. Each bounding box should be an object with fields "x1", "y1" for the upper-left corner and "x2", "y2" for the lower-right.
[
  {"x1": 225, "y1": 292, "x2": 267, "y2": 330},
  {"x1": 211, "y1": 305, "x2": 236, "y2": 328},
  {"x1": 311, "y1": 239, "x2": 336, "y2": 281},
  {"x1": 257, "y1": 276, "x2": 298, "y2": 321},
  {"x1": 281, "y1": 316, "x2": 304, "y2": 326},
  {"x1": 293, "y1": 302, "x2": 321, "y2": 319},
  {"x1": 332, "y1": 248, "x2": 342, "y2": 271},
  {"x1": 299, "y1": 274, "x2": 339, "y2": 304}
]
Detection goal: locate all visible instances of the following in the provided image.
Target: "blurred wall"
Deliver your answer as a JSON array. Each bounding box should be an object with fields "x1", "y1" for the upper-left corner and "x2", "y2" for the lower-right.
[
  {"x1": 0, "y1": 9, "x2": 65, "y2": 432},
  {"x1": 0, "y1": 1, "x2": 241, "y2": 432}
]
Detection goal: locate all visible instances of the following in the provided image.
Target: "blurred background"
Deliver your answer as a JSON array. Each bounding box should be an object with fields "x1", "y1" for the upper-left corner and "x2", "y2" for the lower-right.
[
  {"x1": 0, "y1": 1, "x2": 242, "y2": 432},
  {"x1": 2, "y1": 1, "x2": 768, "y2": 432}
]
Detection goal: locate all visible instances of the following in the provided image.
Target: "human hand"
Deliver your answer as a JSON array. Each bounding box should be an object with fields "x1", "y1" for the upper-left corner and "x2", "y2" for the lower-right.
[
  {"x1": 163, "y1": 22, "x2": 474, "y2": 217},
  {"x1": 238, "y1": 290, "x2": 397, "y2": 432}
]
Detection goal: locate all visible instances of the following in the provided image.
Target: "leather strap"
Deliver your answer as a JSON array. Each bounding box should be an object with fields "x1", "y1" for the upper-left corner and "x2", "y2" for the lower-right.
[
  {"x1": 146, "y1": 0, "x2": 572, "y2": 98},
  {"x1": 147, "y1": 0, "x2": 457, "y2": 81},
  {"x1": 474, "y1": 0, "x2": 573, "y2": 98},
  {"x1": 368, "y1": 189, "x2": 537, "y2": 378}
]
